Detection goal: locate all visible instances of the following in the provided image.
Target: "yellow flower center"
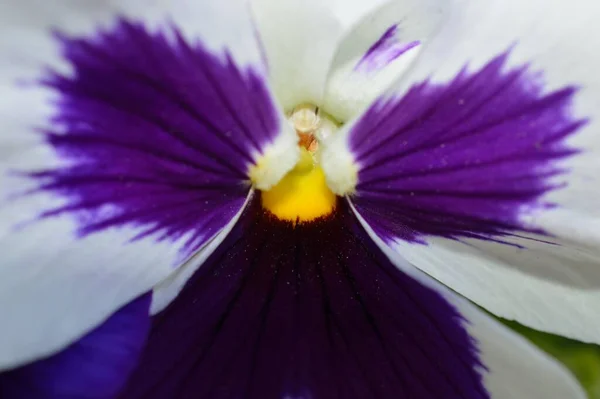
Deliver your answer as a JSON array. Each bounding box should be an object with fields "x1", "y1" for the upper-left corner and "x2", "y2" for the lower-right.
[{"x1": 261, "y1": 105, "x2": 338, "y2": 222}]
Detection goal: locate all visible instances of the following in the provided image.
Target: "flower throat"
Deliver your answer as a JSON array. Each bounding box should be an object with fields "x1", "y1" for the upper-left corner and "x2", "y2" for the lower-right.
[{"x1": 261, "y1": 104, "x2": 338, "y2": 223}]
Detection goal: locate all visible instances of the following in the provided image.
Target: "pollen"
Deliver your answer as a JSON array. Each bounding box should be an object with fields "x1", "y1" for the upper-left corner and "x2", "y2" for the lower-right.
[{"x1": 261, "y1": 148, "x2": 337, "y2": 222}]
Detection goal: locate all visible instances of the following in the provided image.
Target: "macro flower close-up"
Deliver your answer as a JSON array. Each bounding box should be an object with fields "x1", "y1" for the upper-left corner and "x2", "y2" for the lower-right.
[{"x1": 1, "y1": 0, "x2": 600, "y2": 398}]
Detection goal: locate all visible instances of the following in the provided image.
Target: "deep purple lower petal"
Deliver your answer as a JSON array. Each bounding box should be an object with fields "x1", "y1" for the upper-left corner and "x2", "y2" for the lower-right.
[
  {"x1": 350, "y1": 51, "x2": 584, "y2": 244},
  {"x1": 0, "y1": 294, "x2": 151, "y2": 399},
  {"x1": 119, "y1": 197, "x2": 487, "y2": 399}
]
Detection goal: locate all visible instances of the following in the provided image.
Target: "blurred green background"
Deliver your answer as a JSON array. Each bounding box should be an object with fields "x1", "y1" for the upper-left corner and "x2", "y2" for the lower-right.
[{"x1": 504, "y1": 319, "x2": 600, "y2": 398}]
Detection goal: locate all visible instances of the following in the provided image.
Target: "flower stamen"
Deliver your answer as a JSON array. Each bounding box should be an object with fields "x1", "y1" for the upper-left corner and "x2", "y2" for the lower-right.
[{"x1": 291, "y1": 104, "x2": 320, "y2": 152}]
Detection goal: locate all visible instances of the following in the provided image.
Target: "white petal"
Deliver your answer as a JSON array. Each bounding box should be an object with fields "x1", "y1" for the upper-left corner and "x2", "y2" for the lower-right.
[
  {"x1": 0, "y1": 0, "x2": 277, "y2": 369},
  {"x1": 323, "y1": 0, "x2": 447, "y2": 122},
  {"x1": 457, "y1": 301, "x2": 587, "y2": 399},
  {"x1": 351, "y1": 203, "x2": 586, "y2": 399},
  {"x1": 251, "y1": 0, "x2": 387, "y2": 111},
  {"x1": 394, "y1": 237, "x2": 600, "y2": 343},
  {"x1": 250, "y1": 0, "x2": 343, "y2": 111},
  {"x1": 317, "y1": 0, "x2": 389, "y2": 29}
]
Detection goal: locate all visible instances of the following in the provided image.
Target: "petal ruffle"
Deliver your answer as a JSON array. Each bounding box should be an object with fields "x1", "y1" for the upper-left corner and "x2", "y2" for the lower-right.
[
  {"x1": 0, "y1": 294, "x2": 151, "y2": 399},
  {"x1": 0, "y1": 1, "x2": 295, "y2": 369},
  {"x1": 321, "y1": 0, "x2": 600, "y2": 342}
]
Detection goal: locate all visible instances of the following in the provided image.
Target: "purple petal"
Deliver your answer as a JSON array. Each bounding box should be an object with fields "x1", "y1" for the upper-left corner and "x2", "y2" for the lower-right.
[
  {"x1": 119, "y1": 197, "x2": 487, "y2": 399},
  {"x1": 27, "y1": 18, "x2": 282, "y2": 256},
  {"x1": 349, "y1": 51, "x2": 585, "y2": 243},
  {"x1": 0, "y1": 294, "x2": 151, "y2": 399},
  {"x1": 355, "y1": 24, "x2": 420, "y2": 73}
]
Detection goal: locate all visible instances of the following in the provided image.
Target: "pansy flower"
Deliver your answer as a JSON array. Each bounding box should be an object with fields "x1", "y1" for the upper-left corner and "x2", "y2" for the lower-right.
[{"x1": 0, "y1": 0, "x2": 598, "y2": 398}]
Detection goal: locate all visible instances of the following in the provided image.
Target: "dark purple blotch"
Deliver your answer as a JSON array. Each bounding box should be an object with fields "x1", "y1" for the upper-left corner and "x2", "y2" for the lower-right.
[
  {"x1": 117, "y1": 197, "x2": 488, "y2": 399},
  {"x1": 0, "y1": 294, "x2": 151, "y2": 399},
  {"x1": 350, "y1": 52, "x2": 584, "y2": 243},
  {"x1": 356, "y1": 24, "x2": 420, "y2": 73},
  {"x1": 27, "y1": 18, "x2": 281, "y2": 256}
]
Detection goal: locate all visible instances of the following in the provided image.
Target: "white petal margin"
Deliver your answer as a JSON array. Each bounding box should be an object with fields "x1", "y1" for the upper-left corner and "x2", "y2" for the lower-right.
[
  {"x1": 350, "y1": 202, "x2": 586, "y2": 399},
  {"x1": 0, "y1": 0, "x2": 270, "y2": 370},
  {"x1": 456, "y1": 302, "x2": 586, "y2": 399},
  {"x1": 358, "y1": 0, "x2": 600, "y2": 343},
  {"x1": 250, "y1": 0, "x2": 389, "y2": 112},
  {"x1": 393, "y1": 237, "x2": 600, "y2": 344},
  {"x1": 150, "y1": 192, "x2": 253, "y2": 314},
  {"x1": 323, "y1": 0, "x2": 449, "y2": 122}
]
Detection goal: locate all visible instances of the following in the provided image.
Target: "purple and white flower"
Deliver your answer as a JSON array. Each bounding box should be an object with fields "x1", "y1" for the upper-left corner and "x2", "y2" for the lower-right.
[{"x1": 0, "y1": 0, "x2": 598, "y2": 398}]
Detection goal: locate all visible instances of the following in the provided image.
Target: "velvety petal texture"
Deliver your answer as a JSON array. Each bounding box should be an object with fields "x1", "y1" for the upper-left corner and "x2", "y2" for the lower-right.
[
  {"x1": 0, "y1": 294, "x2": 151, "y2": 399},
  {"x1": 118, "y1": 197, "x2": 487, "y2": 399},
  {"x1": 322, "y1": 0, "x2": 600, "y2": 342},
  {"x1": 349, "y1": 52, "x2": 580, "y2": 243},
  {"x1": 40, "y1": 19, "x2": 270, "y2": 255},
  {"x1": 150, "y1": 196, "x2": 251, "y2": 315},
  {"x1": 0, "y1": 1, "x2": 294, "y2": 369}
]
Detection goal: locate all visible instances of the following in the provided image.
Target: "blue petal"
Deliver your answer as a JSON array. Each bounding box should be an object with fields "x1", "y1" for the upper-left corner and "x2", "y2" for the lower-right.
[{"x1": 0, "y1": 294, "x2": 151, "y2": 399}]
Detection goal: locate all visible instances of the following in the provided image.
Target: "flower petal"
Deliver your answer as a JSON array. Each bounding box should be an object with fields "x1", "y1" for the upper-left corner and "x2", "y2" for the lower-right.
[
  {"x1": 0, "y1": 294, "x2": 151, "y2": 399},
  {"x1": 458, "y1": 303, "x2": 586, "y2": 399},
  {"x1": 250, "y1": 0, "x2": 343, "y2": 110},
  {"x1": 118, "y1": 197, "x2": 488, "y2": 399},
  {"x1": 150, "y1": 193, "x2": 252, "y2": 315},
  {"x1": 251, "y1": 0, "x2": 387, "y2": 111},
  {"x1": 0, "y1": 1, "x2": 295, "y2": 369},
  {"x1": 331, "y1": 52, "x2": 582, "y2": 240},
  {"x1": 352, "y1": 206, "x2": 586, "y2": 399},
  {"x1": 321, "y1": 0, "x2": 600, "y2": 340},
  {"x1": 323, "y1": 0, "x2": 447, "y2": 122},
  {"x1": 387, "y1": 0, "x2": 600, "y2": 342},
  {"x1": 392, "y1": 238, "x2": 600, "y2": 343}
]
